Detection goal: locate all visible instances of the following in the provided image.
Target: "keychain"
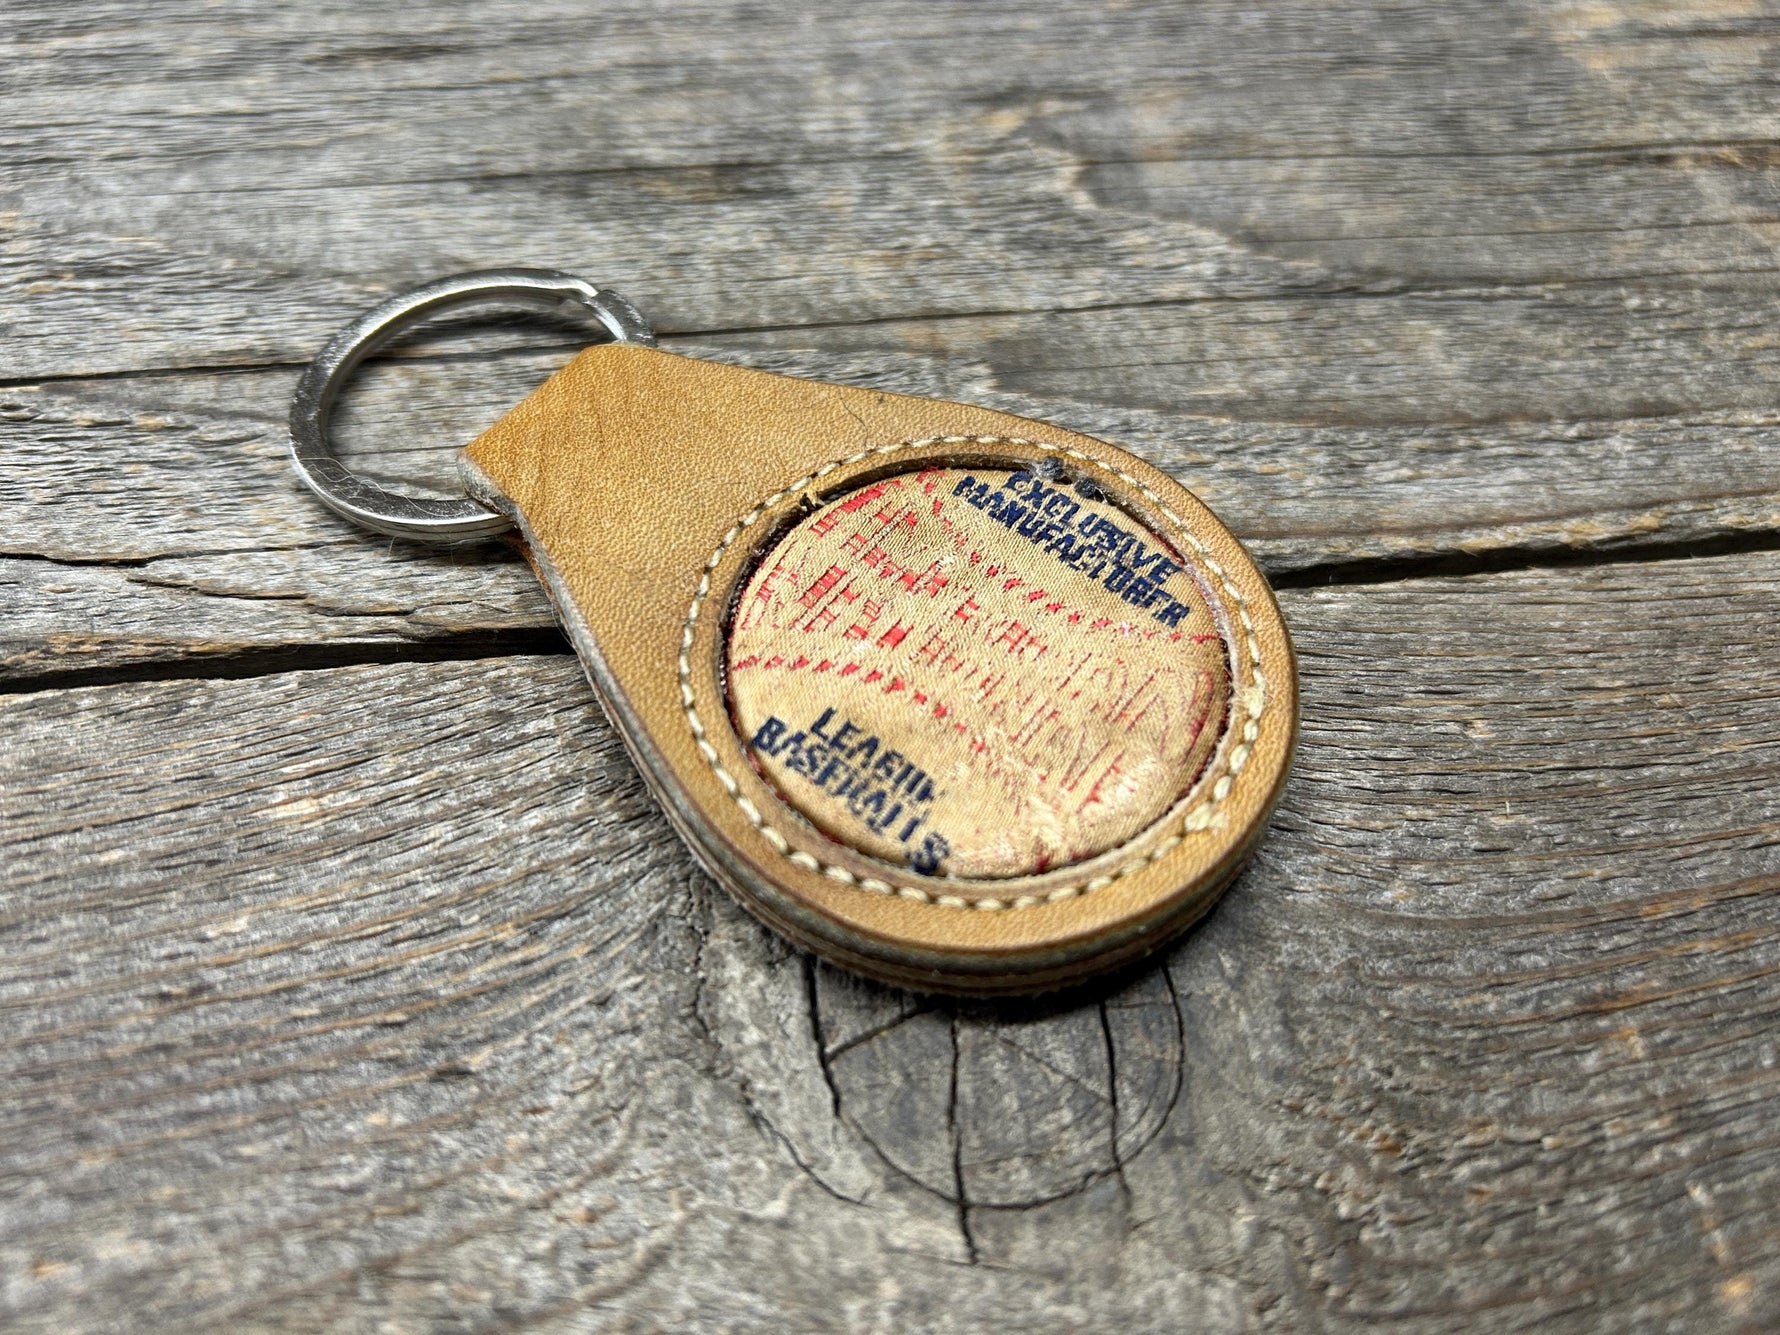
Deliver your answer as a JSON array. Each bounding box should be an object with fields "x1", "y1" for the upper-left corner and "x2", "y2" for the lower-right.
[{"x1": 290, "y1": 270, "x2": 1298, "y2": 994}]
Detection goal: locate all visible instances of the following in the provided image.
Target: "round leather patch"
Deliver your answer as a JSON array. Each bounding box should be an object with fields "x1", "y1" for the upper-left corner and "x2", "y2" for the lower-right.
[{"x1": 725, "y1": 465, "x2": 1231, "y2": 879}]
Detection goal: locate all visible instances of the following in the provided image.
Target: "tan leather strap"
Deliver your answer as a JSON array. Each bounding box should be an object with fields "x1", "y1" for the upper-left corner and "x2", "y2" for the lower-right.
[{"x1": 460, "y1": 344, "x2": 1296, "y2": 994}]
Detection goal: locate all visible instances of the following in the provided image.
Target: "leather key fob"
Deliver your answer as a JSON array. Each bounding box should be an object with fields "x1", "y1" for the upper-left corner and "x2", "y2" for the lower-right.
[{"x1": 457, "y1": 343, "x2": 1297, "y2": 995}]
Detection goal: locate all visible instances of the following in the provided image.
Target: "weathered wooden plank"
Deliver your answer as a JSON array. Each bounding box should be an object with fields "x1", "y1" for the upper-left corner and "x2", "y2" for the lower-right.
[
  {"x1": 3, "y1": 0, "x2": 1779, "y2": 411},
  {"x1": 3, "y1": 550, "x2": 1777, "y2": 1330},
  {"x1": 7, "y1": 0, "x2": 1780, "y2": 691},
  {"x1": 6, "y1": 339, "x2": 1778, "y2": 688}
]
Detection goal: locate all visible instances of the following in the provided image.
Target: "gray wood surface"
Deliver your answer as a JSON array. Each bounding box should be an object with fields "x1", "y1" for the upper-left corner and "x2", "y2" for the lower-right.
[{"x1": 3, "y1": 1, "x2": 1779, "y2": 1330}]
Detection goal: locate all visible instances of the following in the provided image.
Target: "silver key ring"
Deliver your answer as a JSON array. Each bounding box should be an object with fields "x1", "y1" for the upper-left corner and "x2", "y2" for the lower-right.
[{"x1": 289, "y1": 268, "x2": 655, "y2": 542}]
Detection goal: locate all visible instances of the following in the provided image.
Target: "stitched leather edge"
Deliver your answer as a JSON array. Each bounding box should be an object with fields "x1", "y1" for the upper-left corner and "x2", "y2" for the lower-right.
[{"x1": 681, "y1": 435, "x2": 1268, "y2": 912}]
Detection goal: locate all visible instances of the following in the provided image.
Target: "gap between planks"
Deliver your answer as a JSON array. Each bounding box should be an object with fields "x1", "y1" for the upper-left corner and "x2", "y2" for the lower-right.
[{"x1": 8, "y1": 531, "x2": 1780, "y2": 699}]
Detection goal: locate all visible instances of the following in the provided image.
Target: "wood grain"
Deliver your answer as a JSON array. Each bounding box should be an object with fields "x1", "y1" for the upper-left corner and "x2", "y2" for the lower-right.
[
  {"x1": 3, "y1": 553, "x2": 1778, "y2": 1329},
  {"x1": 5, "y1": 0, "x2": 1780, "y2": 1328},
  {"x1": 3, "y1": 0, "x2": 1779, "y2": 411},
  {"x1": 6, "y1": 342, "x2": 1778, "y2": 689}
]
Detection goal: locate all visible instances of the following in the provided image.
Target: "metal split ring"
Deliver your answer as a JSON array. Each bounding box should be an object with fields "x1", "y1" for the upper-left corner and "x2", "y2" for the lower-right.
[{"x1": 288, "y1": 268, "x2": 655, "y2": 542}]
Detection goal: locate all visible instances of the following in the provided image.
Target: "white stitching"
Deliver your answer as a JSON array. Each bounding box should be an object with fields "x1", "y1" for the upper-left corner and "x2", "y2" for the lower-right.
[{"x1": 682, "y1": 436, "x2": 1267, "y2": 910}]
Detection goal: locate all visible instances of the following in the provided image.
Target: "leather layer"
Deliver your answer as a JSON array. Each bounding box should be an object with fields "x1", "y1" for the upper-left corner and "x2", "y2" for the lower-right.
[{"x1": 460, "y1": 344, "x2": 1297, "y2": 994}]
